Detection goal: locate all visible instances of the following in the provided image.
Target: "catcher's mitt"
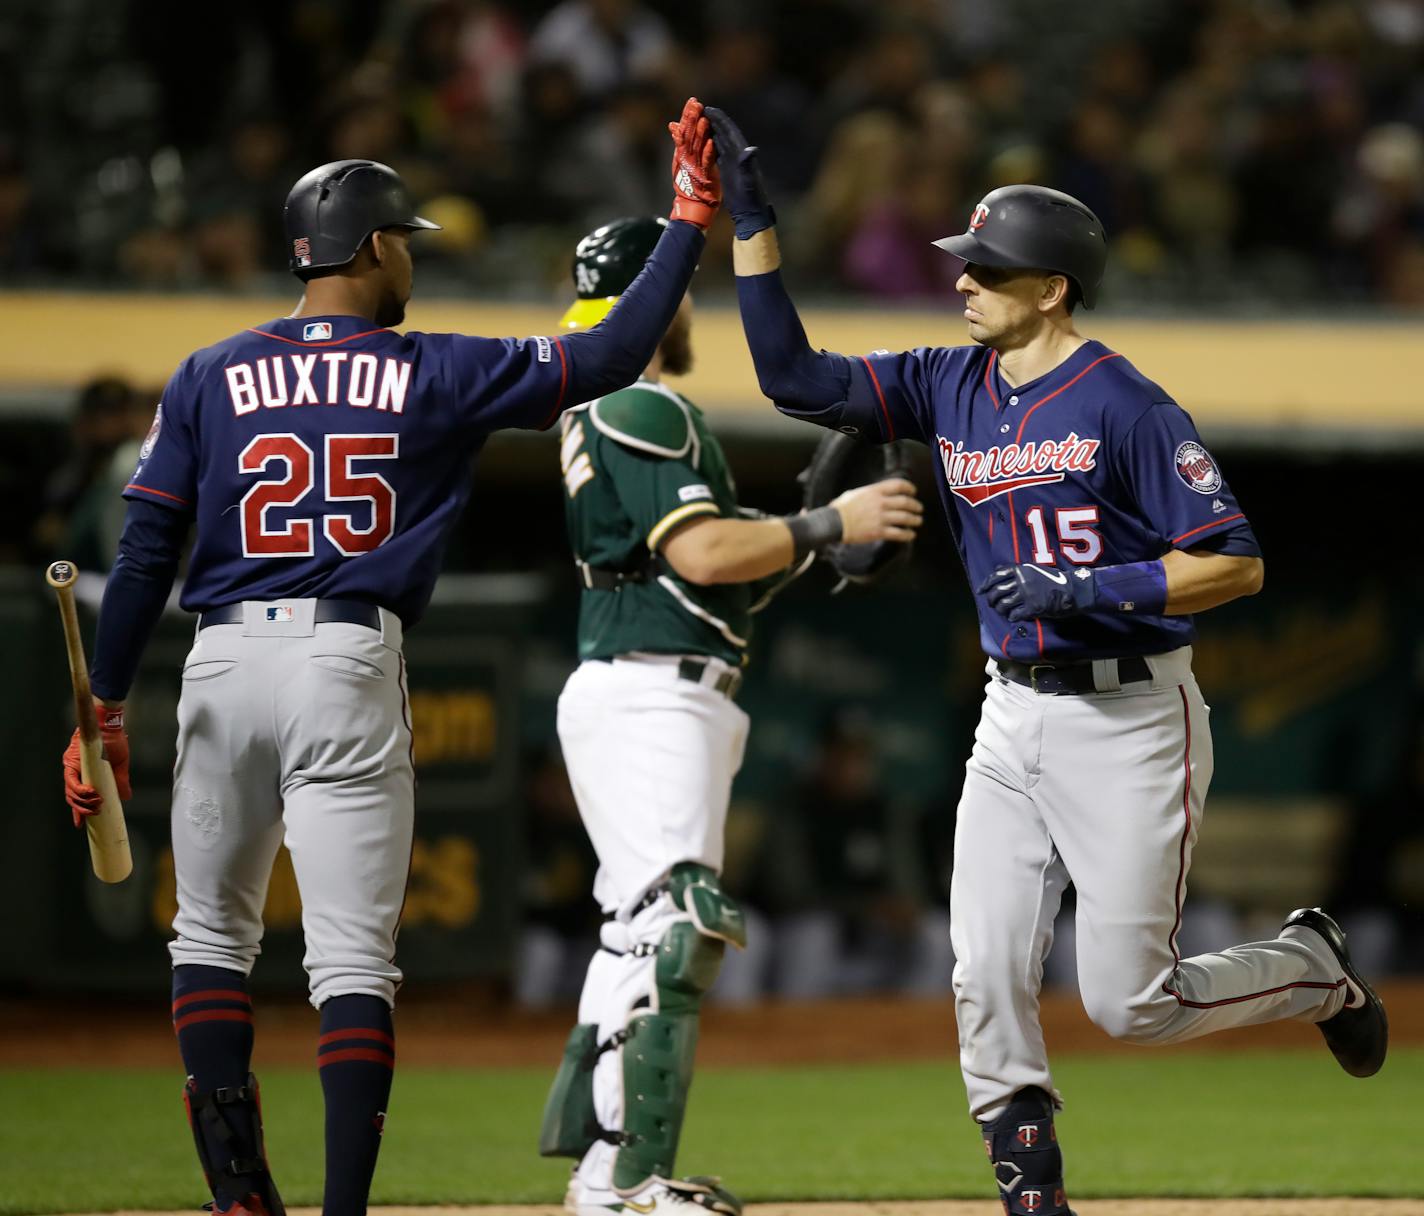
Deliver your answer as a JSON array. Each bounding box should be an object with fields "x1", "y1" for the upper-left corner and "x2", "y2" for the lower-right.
[{"x1": 799, "y1": 431, "x2": 915, "y2": 591}]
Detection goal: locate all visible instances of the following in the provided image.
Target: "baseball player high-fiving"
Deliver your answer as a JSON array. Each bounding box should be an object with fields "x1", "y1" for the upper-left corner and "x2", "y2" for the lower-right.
[
  {"x1": 540, "y1": 216, "x2": 922, "y2": 1216},
  {"x1": 57, "y1": 99, "x2": 721, "y2": 1216},
  {"x1": 705, "y1": 106, "x2": 1387, "y2": 1216}
]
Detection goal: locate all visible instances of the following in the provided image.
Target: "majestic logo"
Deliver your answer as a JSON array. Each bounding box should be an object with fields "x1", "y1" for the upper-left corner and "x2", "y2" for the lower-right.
[
  {"x1": 1021, "y1": 1189, "x2": 1043, "y2": 1211},
  {"x1": 970, "y1": 202, "x2": 990, "y2": 230},
  {"x1": 938, "y1": 432, "x2": 1100, "y2": 505},
  {"x1": 292, "y1": 236, "x2": 312, "y2": 267},
  {"x1": 1175, "y1": 441, "x2": 1222, "y2": 495},
  {"x1": 1016, "y1": 1123, "x2": 1040, "y2": 1146},
  {"x1": 139, "y1": 403, "x2": 162, "y2": 461},
  {"x1": 302, "y1": 321, "x2": 332, "y2": 341}
]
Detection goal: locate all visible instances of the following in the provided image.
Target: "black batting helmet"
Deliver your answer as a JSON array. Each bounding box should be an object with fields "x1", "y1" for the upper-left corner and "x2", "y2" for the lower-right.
[
  {"x1": 560, "y1": 216, "x2": 668, "y2": 329},
  {"x1": 933, "y1": 185, "x2": 1108, "y2": 308},
  {"x1": 283, "y1": 159, "x2": 440, "y2": 279}
]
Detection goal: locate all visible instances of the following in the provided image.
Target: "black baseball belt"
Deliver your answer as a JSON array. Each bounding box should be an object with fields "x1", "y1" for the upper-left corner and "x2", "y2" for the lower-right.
[
  {"x1": 198, "y1": 598, "x2": 382, "y2": 631},
  {"x1": 576, "y1": 559, "x2": 651, "y2": 590},
  {"x1": 590, "y1": 654, "x2": 741, "y2": 699},
  {"x1": 994, "y1": 654, "x2": 1152, "y2": 695}
]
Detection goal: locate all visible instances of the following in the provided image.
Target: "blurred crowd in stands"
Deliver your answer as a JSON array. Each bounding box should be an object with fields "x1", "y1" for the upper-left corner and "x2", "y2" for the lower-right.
[{"x1": 3, "y1": 0, "x2": 1423, "y2": 308}]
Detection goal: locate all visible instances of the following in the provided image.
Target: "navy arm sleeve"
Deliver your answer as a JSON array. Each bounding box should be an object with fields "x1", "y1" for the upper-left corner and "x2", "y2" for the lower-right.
[
  {"x1": 448, "y1": 220, "x2": 706, "y2": 433},
  {"x1": 734, "y1": 269, "x2": 935, "y2": 442},
  {"x1": 89, "y1": 498, "x2": 190, "y2": 701}
]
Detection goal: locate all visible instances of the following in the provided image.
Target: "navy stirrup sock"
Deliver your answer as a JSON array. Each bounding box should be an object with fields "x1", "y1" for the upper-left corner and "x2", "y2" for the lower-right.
[
  {"x1": 173, "y1": 964, "x2": 254, "y2": 1090},
  {"x1": 318, "y1": 993, "x2": 396, "y2": 1216},
  {"x1": 174, "y1": 965, "x2": 276, "y2": 1211}
]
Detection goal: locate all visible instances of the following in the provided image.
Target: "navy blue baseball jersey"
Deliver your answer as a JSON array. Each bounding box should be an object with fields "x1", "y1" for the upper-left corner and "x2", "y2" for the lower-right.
[
  {"x1": 127, "y1": 314, "x2": 575, "y2": 626},
  {"x1": 783, "y1": 338, "x2": 1259, "y2": 661}
]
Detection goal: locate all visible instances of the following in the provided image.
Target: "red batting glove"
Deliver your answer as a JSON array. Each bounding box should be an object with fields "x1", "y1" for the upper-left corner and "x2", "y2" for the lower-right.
[
  {"x1": 61, "y1": 702, "x2": 131, "y2": 829},
  {"x1": 668, "y1": 96, "x2": 721, "y2": 229}
]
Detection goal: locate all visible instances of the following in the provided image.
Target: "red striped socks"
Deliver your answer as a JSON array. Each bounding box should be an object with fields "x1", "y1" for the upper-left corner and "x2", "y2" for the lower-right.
[
  {"x1": 172, "y1": 964, "x2": 254, "y2": 1092},
  {"x1": 317, "y1": 993, "x2": 395, "y2": 1215}
]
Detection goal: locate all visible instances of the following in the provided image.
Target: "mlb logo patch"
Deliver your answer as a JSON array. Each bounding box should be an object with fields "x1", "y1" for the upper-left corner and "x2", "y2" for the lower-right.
[
  {"x1": 293, "y1": 236, "x2": 312, "y2": 267},
  {"x1": 266, "y1": 606, "x2": 295, "y2": 623},
  {"x1": 303, "y1": 322, "x2": 332, "y2": 341}
]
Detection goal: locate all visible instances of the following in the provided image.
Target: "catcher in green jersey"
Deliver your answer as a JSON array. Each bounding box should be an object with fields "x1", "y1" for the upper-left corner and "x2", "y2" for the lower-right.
[{"x1": 540, "y1": 217, "x2": 924, "y2": 1216}]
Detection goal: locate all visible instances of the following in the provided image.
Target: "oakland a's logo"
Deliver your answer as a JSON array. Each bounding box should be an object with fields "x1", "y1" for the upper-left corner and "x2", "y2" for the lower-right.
[{"x1": 969, "y1": 202, "x2": 990, "y2": 230}]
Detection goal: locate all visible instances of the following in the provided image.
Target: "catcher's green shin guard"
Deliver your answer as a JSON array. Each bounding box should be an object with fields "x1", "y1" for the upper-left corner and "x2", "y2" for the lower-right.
[
  {"x1": 613, "y1": 919, "x2": 726, "y2": 1189},
  {"x1": 539, "y1": 1023, "x2": 602, "y2": 1158},
  {"x1": 669, "y1": 863, "x2": 747, "y2": 949}
]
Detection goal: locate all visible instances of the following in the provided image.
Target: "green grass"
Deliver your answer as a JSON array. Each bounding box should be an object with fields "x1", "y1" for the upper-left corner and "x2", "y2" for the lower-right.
[{"x1": 1, "y1": 1051, "x2": 1420, "y2": 1213}]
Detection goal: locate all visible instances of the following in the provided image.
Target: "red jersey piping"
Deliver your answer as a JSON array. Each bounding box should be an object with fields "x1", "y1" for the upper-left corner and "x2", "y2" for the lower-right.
[
  {"x1": 126, "y1": 483, "x2": 190, "y2": 506},
  {"x1": 859, "y1": 357, "x2": 896, "y2": 440},
  {"x1": 983, "y1": 351, "x2": 1000, "y2": 408},
  {"x1": 1014, "y1": 353, "x2": 1124, "y2": 442},
  {"x1": 1173, "y1": 514, "x2": 1246, "y2": 546},
  {"x1": 245, "y1": 326, "x2": 389, "y2": 347},
  {"x1": 539, "y1": 337, "x2": 570, "y2": 430}
]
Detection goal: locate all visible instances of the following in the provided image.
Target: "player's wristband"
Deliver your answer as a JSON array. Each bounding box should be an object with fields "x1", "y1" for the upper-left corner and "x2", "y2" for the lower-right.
[
  {"x1": 1084, "y1": 559, "x2": 1168, "y2": 615},
  {"x1": 783, "y1": 506, "x2": 843, "y2": 562},
  {"x1": 96, "y1": 703, "x2": 125, "y2": 731}
]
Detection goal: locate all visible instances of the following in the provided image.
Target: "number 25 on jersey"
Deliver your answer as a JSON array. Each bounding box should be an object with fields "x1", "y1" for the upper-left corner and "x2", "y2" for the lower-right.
[{"x1": 240, "y1": 432, "x2": 398, "y2": 558}]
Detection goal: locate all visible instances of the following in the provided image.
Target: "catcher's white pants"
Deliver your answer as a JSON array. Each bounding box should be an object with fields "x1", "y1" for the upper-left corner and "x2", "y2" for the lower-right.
[
  {"x1": 167, "y1": 603, "x2": 414, "y2": 1008},
  {"x1": 950, "y1": 648, "x2": 1351, "y2": 1121},
  {"x1": 557, "y1": 655, "x2": 749, "y2": 916},
  {"x1": 557, "y1": 655, "x2": 749, "y2": 1195}
]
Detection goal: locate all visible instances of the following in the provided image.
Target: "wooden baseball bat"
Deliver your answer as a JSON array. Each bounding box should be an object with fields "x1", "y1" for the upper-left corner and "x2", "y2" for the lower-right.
[{"x1": 45, "y1": 560, "x2": 133, "y2": 883}]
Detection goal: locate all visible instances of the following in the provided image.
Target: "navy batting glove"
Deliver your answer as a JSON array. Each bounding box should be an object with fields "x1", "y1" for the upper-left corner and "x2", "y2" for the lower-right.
[
  {"x1": 977, "y1": 563, "x2": 1096, "y2": 621},
  {"x1": 704, "y1": 106, "x2": 775, "y2": 239}
]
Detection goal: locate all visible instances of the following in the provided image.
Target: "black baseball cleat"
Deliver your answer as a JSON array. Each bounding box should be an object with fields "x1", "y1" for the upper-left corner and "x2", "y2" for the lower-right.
[{"x1": 1283, "y1": 907, "x2": 1388, "y2": 1077}]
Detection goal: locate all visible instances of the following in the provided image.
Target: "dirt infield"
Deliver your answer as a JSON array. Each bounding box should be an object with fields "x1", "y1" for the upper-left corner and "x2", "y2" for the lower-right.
[
  {"x1": 4, "y1": 983, "x2": 1422, "y2": 1069},
  {"x1": 57, "y1": 1202, "x2": 1424, "y2": 1216}
]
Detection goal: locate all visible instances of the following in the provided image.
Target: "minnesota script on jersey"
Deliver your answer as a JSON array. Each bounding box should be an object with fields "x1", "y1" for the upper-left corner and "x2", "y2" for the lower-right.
[
  {"x1": 779, "y1": 338, "x2": 1259, "y2": 661},
  {"x1": 127, "y1": 315, "x2": 574, "y2": 625}
]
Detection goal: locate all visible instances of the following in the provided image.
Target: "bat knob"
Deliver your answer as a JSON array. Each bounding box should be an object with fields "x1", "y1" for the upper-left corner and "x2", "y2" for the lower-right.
[{"x1": 46, "y1": 560, "x2": 79, "y2": 589}]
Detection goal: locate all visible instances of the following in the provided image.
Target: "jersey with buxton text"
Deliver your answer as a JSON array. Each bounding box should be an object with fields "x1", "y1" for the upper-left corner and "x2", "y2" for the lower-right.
[
  {"x1": 819, "y1": 338, "x2": 1260, "y2": 661},
  {"x1": 125, "y1": 314, "x2": 575, "y2": 627}
]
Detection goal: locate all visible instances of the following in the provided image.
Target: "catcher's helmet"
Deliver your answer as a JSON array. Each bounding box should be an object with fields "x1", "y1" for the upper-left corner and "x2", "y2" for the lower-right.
[
  {"x1": 933, "y1": 185, "x2": 1107, "y2": 308},
  {"x1": 560, "y1": 216, "x2": 668, "y2": 329},
  {"x1": 283, "y1": 159, "x2": 440, "y2": 279}
]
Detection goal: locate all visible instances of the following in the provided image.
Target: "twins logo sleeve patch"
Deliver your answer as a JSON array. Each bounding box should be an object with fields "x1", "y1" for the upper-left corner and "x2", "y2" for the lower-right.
[{"x1": 1174, "y1": 441, "x2": 1222, "y2": 495}]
